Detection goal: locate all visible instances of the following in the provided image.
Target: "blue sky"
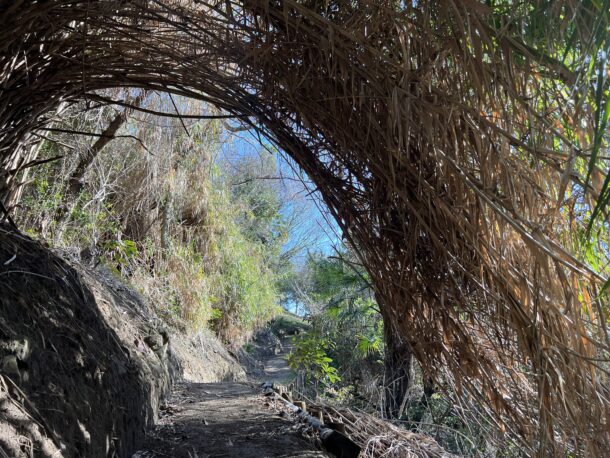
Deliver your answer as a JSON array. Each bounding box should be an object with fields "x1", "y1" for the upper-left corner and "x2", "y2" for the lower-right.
[
  {"x1": 218, "y1": 128, "x2": 341, "y2": 265},
  {"x1": 145, "y1": 92, "x2": 342, "y2": 265}
]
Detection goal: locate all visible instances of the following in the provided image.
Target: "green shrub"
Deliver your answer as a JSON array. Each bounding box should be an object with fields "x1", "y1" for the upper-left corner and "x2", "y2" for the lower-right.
[{"x1": 287, "y1": 332, "x2": 341, "y2": 390}]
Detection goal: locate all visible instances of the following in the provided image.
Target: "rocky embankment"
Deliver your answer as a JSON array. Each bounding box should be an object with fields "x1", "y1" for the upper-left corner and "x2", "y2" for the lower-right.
[{"x1": 0, "y1": 225, "x2": 245, "y2": 457}]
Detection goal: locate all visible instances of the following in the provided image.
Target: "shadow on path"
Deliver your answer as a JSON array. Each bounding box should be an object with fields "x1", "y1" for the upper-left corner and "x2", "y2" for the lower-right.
[{"x1": 135, "y1": 381, "x2": 328, "y2": 457}]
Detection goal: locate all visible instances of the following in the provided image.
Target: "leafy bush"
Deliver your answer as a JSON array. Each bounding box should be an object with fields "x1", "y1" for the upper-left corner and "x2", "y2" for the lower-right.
[
  {"x1": 287, "y1": 332, "x2": 341, "y2": 393},
  {"x1": 269, "y1": 314, "x2": 309, "y2": 336},
  {"x1": 284, "y1": 251, "x2": 384, "y2": 400}
]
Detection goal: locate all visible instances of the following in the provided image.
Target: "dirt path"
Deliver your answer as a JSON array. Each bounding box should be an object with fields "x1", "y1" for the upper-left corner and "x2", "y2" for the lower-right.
[
  {"x1": 261, "y1": 337, "x2": 294, "y2": 385},
  {"x1": 134, "y1": 338, "x2": 327, "y2": 457},
  {"x1": 134, "y1": 382, "x2": 326, "y2": 457}
]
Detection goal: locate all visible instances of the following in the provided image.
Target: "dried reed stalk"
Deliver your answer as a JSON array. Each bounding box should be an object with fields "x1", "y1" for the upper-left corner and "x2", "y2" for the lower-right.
[
  {"x1": 297, "y1": 399, "x2": 454, "y2": 458},
  {"x1": 1, "y1": 1, "x2": 608, "y2": 454}
]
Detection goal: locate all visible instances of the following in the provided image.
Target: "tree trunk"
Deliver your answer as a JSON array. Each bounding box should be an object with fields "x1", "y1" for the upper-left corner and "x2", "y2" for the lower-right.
[
  {"x1": 54, "y1": 95, "x2": 144, "y2": 242},
  {"x1": 1, "y1": 102, "x2": 69, "y2": 214},
  {"x1": 382, "y1": 316, "x2": 413, "y2": 419},
  {"x1": 3, "y1": 141, "x2": 43, "y2": 212}
]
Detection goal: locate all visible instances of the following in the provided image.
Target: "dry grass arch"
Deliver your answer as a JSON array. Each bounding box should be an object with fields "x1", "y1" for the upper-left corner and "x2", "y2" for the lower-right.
[{"x1": 1, "y1": 1, "x2": 609, "y2": 454}]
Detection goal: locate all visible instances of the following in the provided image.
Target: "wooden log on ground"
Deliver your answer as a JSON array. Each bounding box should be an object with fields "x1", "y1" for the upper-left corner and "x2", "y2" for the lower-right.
[
  {"x1": 319, "y1": 428, "x2": 360, "y2": 458},
  {"x1": 294, "y1": 400, "x2": 307, "y2": 412},
  {"x1": 264, "y1": 384, "x2": 361, "y2": 458},
  {"x1": 326, "y1": 422, "x2": 346, "y2": 434}
]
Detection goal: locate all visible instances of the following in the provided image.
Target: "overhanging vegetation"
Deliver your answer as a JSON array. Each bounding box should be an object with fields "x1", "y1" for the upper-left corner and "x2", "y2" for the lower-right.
[{"x1": 1, "y1": 1, "x2": 608, "y2": 454}]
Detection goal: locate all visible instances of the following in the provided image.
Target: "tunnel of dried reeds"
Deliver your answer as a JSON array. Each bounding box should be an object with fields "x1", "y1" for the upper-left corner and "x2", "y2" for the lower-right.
[{"x1": 1, "y1": 1, "x2": 609, "y2": 455}]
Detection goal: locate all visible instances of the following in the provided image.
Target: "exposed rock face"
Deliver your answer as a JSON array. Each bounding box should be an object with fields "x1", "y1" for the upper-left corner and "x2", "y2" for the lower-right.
[
  {"x1": 0, "y1": 226, "x2": 176, "y2": 457},
  {"x1": 170, "y1": 328, "x2": 247, "y2": 383}
]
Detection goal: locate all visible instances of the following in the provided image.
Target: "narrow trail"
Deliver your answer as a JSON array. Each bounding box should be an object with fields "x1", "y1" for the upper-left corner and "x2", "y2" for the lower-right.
[
  {"x1": 135, "y1": 338, "x2": 328, "y2": 457},
  {"x1": 261, "y1": 337, "x2": 295, "y2": 385}
]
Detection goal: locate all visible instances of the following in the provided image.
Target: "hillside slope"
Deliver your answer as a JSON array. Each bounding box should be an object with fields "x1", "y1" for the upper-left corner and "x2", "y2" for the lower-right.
[{"x1": 0, "y1": 225, "x2": 244, "y2": 457}]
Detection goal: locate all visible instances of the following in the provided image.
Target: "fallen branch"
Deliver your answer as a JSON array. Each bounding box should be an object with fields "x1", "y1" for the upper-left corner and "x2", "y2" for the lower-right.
[{"x1": 263, "y1": 382, "x2": 361, "y2": 458}]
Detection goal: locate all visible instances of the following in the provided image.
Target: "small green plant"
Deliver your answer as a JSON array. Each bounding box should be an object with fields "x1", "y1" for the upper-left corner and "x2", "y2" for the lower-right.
[
  {"x1": 270, "y1": 314, "x2": 309, "y2": 337},
  {"x1": 105, "y1": 239, "x2": 138, "y2": 268},
  {"x1": 287, "y1": 332, "x2": 341, "y2": 388}
]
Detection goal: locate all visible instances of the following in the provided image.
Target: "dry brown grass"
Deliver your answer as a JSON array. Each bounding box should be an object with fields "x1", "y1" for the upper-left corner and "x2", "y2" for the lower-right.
[
  {"x1": 1, "y1": 1, "x2": 609, "y2": 454},
  {"x1": 291, "y1": 397, "x2": 454, "y2": 458}
]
